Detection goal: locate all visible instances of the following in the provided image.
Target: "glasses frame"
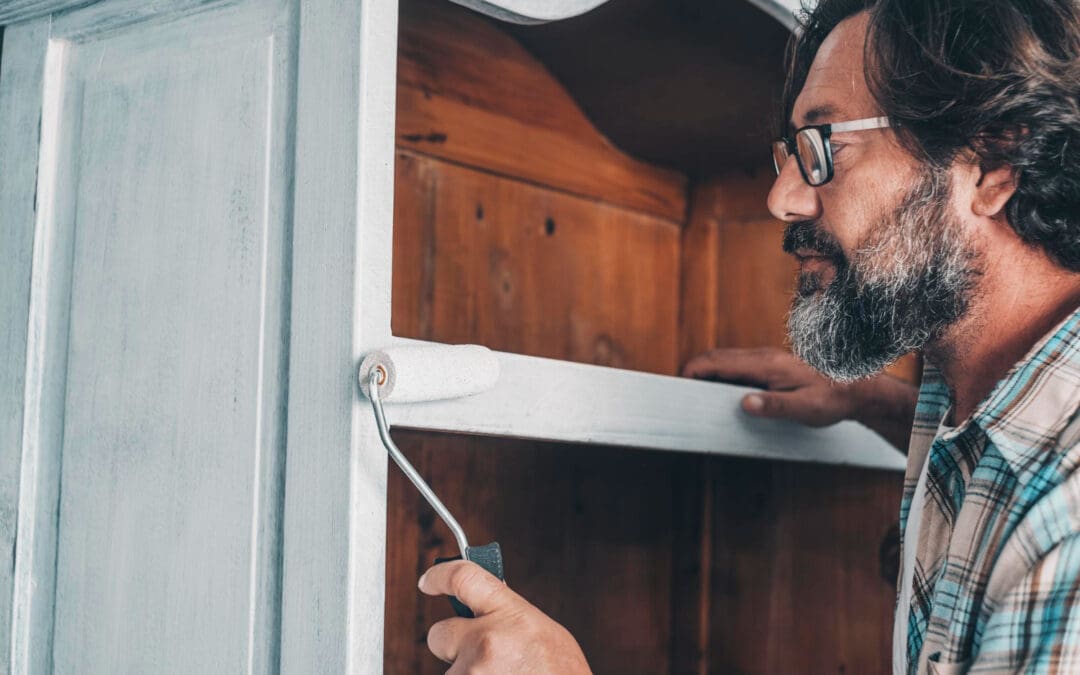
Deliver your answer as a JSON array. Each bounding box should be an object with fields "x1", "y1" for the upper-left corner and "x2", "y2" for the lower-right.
[{"x1": 772, "y1": 115, "x2": 892, "y2": 187}]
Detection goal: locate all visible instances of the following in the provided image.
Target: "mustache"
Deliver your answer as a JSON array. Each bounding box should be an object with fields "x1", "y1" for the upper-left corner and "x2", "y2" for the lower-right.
[{"x1": 782, "y1": 220, "x2": 843, "y2": 259}]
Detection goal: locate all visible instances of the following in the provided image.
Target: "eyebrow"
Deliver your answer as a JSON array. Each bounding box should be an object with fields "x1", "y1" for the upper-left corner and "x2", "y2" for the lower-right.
[{"x1": 789, "y1": 104, "x2": 840, "y2": 132}]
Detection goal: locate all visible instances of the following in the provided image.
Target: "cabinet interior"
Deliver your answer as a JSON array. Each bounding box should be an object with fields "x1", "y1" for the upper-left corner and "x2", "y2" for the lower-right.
[{"x1": 386, "y1": 1, "x2": 911, "y2": 672}]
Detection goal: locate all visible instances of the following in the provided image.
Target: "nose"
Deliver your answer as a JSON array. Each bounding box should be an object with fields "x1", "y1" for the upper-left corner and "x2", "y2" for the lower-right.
[{"x1": 767, "y1": 156, "x2": 822, "y2": 223}]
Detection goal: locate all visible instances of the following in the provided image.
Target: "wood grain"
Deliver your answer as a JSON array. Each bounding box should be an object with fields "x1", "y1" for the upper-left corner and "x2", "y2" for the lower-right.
[
  {"x1": 502, "y1": 0, "x2": 791, "y2": 173},
  {"x1": 396, "y1": 0, "x2": 687, "y2": 223},
  {"x1": 388, "y1": 11, "x2": 689, "y2": 669},
  {"x1": 386, "y1": 4, "x2": 909, "y2": 675},
  {"x1": 707, "y1": 460, "x2": 899, "y2": 675},
  {"x1": 385, "y1": 433, "x2": 689, "y2": 675},
  {"x1": 677, "y1": 171, "x2": 906, "y2": 675},
  {"x1": 680, "y1": 170, "x2": 921, "y2": 382},
  {"x1": 392, "y1": 150, "x2": 682, "y2": 375}
]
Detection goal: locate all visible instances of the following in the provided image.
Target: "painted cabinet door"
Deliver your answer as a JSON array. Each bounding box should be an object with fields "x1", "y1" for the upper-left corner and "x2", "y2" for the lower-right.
[{"x1": 0, "y1": 0, "x2": 398, "y2": 673}]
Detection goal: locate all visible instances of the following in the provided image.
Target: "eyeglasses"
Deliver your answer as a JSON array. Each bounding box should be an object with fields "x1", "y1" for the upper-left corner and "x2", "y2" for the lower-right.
[{"x1": 771, "y1": 116, "x2": 892, "y2": 186}]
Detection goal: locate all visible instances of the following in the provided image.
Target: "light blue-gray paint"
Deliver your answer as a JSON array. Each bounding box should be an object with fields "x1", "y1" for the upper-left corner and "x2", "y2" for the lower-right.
[
  {"x1": 0, "y1": 18, "x2": 49, "y2": 675},
  {"x1": 0, "y1": 2, "x2": 99, "y2": 26},
  {"x1": 3, "y1": 0, "x2": 396, "y2": 672},
  {"x1": 48, "y1": 3, "x2": 294, "y2": 672}
]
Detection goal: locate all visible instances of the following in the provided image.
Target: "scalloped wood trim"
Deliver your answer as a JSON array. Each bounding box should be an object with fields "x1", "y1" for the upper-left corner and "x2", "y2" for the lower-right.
[{"x1": 397, "y1": 0, "x2": 688, "y2": 223}]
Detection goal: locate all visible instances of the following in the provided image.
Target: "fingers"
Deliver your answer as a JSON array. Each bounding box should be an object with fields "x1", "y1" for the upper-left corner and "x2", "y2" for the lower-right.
[
  {"x1": 742, "y1": 389, "x2": 843, "y2": 427},
  {"x1": 681, "y1": 347, "x2": 808, "y2": 388},
  {"x1": 419, "y1": 560, "x2": 517, "y2": 617},
  {"x1": 426, "y1": 617, "x2": 470, "y2": 664}
]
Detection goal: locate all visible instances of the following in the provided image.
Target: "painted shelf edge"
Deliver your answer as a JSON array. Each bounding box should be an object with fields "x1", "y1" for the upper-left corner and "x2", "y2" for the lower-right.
[{"x1": 378, "y1": 338, "x2": 907, "y2": 472}]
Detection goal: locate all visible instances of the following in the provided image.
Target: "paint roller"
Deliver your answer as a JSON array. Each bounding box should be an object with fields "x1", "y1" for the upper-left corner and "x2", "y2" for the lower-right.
[{"x1": 359, "y1": 344, "x2": 504, "y2": 618}]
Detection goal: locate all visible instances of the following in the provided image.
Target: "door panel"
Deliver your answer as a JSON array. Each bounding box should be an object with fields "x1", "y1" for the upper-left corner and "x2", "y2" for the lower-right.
[
  {"x1": 4, "y1": 0, "x2": 399, "y2": 672},
  {"x1": 46, "y1": 5, "x2": 295, "y2": 673}
]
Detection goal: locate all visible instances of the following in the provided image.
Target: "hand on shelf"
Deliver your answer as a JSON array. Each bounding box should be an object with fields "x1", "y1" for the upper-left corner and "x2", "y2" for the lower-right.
[{"x1": 682, "y1": 347, "x2": 917, "y2": 454}]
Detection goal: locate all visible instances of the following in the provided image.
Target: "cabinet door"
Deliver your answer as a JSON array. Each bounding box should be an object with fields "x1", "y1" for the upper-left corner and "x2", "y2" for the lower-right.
[{"x1": 0, "y1": 1, "x2": 398, "y2": 673}]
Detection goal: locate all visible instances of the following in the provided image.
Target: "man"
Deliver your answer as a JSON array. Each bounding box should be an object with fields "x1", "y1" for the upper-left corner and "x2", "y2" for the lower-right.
[{"x1": 418, "y1": 0, "x2": 1080, "y2": 671}]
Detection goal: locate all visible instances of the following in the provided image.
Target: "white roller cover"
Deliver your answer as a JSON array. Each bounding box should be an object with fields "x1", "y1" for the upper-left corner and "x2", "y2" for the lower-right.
[{"x1": 359, "y1": 344, "x2": 501, "y2": 403}]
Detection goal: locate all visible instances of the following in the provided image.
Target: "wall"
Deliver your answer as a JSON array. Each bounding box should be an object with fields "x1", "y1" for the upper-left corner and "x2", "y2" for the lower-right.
[{"x1": 385, "y1": 2, "x2": 909, "y2": 673}]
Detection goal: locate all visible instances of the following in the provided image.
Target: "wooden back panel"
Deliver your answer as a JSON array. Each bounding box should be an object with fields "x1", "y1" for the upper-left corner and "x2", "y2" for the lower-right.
[{"x1": 677, "y1": 173, "x2": 907, "y2": 674}]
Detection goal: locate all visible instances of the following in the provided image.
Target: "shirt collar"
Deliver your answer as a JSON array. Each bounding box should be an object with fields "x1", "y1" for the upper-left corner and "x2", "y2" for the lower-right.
[{"x1": 966, "y1": 304, "x2": 1080, "y2": 473}]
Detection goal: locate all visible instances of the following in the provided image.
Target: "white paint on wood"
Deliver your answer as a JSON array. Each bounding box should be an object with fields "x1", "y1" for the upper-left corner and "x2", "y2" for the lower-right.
[
  {"x1": 2, "y1": 0, "x2": 402, "y2": 670},
  {"x1": 346, "y1": 0, "x2": 400, "y2": 667},
  {"x1": 47, "y1": 4, "x2": 296, "y2": 673},
  {"x1": 0, "y1": 18, "x2": 49, "y2": 674},
  {"x1": 5, "y1": 0, "x2": 322, "y2": 672},
  {"x1": 378, "y1": 338, "x2": 906, "y2": 471},
  {"x1": 0, "y1": 1, "x2": 98, "y2": 26},
  {"x1": 10, "y1": 31, "x2": 70, "y2": 675},
  {"x1": 277, "y1": 0, "x2": 398, "y2": 672}
]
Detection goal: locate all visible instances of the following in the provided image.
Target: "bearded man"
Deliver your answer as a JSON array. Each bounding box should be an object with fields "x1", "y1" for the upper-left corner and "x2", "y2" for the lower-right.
[{"x1": 417, "y1": 0, "x2": 1080, "y2": 672}]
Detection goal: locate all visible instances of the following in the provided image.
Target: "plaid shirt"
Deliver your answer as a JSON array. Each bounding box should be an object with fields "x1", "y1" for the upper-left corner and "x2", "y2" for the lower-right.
[{"x1": 898, "y1": 305, "x2": 1080, "y2": 674}]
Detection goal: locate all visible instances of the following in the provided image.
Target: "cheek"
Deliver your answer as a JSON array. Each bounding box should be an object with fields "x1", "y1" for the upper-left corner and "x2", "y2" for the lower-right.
[
  {"x1": 816, "y1": 186, "x2": 871, "y2": 254},
  {"x1": 818, "y1": 169, "x2": 909, "y2": 254}
]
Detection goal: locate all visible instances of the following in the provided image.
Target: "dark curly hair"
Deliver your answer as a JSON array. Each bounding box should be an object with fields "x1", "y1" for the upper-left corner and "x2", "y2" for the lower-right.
[{"x1": 781, "y1": 0, "x2": 1080, "y2": 271}]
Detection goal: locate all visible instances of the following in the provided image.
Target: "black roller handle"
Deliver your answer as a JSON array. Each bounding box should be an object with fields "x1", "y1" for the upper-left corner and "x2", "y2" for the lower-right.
[{"x1": 434, "y1": 542, "x2": 505, "y2": 618}]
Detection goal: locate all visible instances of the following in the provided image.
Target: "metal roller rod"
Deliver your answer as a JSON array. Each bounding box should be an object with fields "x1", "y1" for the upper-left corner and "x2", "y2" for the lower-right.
[{"x1": 368, "y1": 369, "x2": 471, "y2": 560}]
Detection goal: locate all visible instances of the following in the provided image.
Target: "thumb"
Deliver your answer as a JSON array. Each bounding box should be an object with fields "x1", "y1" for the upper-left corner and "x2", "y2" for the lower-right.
[
  {"x1": 419, "y1": 560, "x2": 518, "y2": 617},
  {"x1": 742, "y1": 391, "x2": 785, "y2": 417}
]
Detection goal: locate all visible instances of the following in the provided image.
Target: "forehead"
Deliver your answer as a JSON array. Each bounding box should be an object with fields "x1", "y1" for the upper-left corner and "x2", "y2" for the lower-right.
[{"x1": 791, "y1": 12, "x2": 880, "y2": 127}]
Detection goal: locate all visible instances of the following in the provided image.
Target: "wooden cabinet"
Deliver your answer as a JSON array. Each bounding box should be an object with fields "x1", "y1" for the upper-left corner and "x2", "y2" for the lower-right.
[
  {"x1": 0, "y1": 1, "x2": 906, "y2": 673},
  {"x1": 385, "y1": 3, "x2": 909, "y2": 673}
]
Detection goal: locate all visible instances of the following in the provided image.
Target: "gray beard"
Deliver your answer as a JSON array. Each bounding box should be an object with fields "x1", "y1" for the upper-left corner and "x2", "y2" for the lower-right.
[{"x1": 785, "y1": 171, "x2": 981, "y2": 382}]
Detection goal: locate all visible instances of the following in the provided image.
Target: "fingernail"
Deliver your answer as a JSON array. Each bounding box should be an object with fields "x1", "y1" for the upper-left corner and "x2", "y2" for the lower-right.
[
  {"x1": 744, "y1": 394, "x2": 764, "y2": 412},
  {"x1": 418, "y1": 571, "x2": 429, "y2": 590}
]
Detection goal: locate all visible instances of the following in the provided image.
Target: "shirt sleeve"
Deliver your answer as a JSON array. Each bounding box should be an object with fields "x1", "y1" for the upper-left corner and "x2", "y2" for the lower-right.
[{"x1": 969, "y1": 532, "x2": 1080, "y2": 673}]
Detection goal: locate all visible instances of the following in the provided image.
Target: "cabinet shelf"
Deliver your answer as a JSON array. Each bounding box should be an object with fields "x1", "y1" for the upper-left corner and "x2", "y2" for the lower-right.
[{"x1": 383, "y1": 338, "x2": 906, "y2": 471}]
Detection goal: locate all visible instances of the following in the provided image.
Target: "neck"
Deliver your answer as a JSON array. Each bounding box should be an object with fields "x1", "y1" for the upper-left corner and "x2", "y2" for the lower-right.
[{"x1": 925, "y1": 248, "x2": 1080, "y2": 424}]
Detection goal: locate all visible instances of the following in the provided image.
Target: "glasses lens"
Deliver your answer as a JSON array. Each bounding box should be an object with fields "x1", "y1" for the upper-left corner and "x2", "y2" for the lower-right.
[
  {"x1": 795, "y1": 129, "x2": 830, "y2": 185},
  {"x1": 771, "y1": 140, "x2": 790, "y2": 176}
]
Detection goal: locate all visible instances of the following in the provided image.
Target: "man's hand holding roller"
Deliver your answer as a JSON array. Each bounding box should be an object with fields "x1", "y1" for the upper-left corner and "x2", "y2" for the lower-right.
[
  {"x1": 419, "y1": 560, "x2": 592, "y2": 674},
  {"x1": 682, "y1": 347, "x2": 918, "y2": 453}
]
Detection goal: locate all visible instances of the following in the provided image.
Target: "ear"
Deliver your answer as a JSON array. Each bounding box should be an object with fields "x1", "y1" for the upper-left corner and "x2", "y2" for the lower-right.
[{"x1": 972, "y1": 163, "x2": 1018, "y2": 218}]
